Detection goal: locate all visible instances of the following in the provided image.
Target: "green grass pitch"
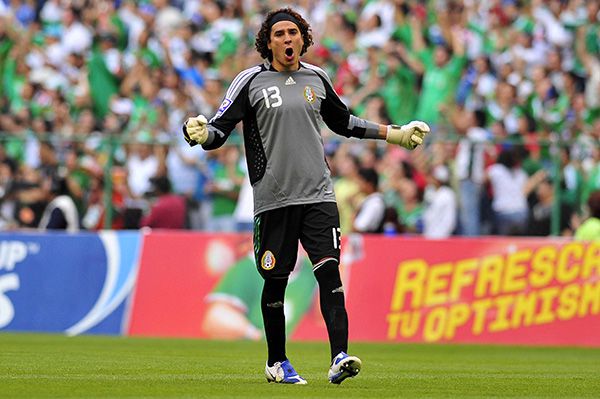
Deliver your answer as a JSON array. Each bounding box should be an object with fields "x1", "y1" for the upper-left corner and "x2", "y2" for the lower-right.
[{"x1": 2, "y1": 333, "x2": 600, "y2": 398}]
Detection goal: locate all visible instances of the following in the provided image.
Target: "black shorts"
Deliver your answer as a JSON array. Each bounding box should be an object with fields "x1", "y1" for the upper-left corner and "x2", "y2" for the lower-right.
[{"x1": 253, "y1": 202, "x2": 341, "y2": 278}]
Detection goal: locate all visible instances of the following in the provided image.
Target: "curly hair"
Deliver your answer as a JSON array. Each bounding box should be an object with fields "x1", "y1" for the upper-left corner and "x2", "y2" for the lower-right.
[{"x1": 255, "y1": 8, "x2": 314, "y2": 61}]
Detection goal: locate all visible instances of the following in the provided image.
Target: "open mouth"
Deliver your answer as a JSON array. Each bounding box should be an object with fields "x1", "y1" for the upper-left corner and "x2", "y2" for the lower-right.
[{"x1": 285, "y1": 47, "x2": 294, "y2": 60}]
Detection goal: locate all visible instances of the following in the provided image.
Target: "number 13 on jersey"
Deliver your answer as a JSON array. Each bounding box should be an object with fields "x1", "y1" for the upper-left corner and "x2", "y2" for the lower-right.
[
  {"x1": 332, "y1": 227, "x2": 341, "y2": 249},
  {"x1": 262, "y1": 86, "x2": 282, "y2": 108}
]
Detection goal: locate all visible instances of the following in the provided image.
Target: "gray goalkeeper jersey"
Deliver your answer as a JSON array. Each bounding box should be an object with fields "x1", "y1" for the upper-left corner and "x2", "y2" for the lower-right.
[{"x1": 200, "y1": 61, "x2": 379, "y2": 215}]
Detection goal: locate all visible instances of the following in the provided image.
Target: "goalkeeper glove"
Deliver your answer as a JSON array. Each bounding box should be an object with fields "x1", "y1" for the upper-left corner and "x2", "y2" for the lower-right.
[
  {"x1": 183, "y1": 114, "x2": 209, "y2": 146},
  {"x1": 386, "y1": 121, "x2": 430, "y2": 150}
]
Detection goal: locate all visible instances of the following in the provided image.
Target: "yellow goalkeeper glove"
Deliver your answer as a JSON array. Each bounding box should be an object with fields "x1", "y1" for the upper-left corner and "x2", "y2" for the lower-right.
[
  {"x1": 386, "y1": 121, "x2": 430, "y2": 150},
  {"x1": 183, "y1": 114, "x2": 208, "y2": 146}
]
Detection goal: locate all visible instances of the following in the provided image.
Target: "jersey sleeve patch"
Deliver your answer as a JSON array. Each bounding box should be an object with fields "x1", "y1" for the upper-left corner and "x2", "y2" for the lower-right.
[{"x1": 214, "y1": 98, "x2": 233, "y2": 119}]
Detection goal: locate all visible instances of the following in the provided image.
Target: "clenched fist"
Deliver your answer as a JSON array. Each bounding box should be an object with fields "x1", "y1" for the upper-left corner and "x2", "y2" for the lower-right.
[
  {"x1": 386, "y1": 121, "x2": 430, "y2": 150},
  {"x1": 183, "y1": 114, "x2": 208, "y2": 146}
]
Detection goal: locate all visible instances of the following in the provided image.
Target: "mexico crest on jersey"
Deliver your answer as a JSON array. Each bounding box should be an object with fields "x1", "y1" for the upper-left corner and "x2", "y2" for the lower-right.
[
  {"x1": 261, "y1": 250, "x2": 276, "y2": 270},
  {"x1": 303, "y1": 86, "x2": 316, "y2": 103}
]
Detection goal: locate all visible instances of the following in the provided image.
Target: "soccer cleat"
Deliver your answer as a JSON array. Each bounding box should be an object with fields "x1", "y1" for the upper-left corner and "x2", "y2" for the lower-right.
[
  {"x1": 265, "y1": 359, "x2": 307, "y2": 384},
  {"x1": 328, "y1": 352, "x2": 362, "y2": 384}
]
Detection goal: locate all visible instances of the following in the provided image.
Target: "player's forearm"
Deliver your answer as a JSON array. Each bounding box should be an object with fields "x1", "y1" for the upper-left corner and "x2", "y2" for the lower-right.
[
  {"x1": 333, "y1": 115, "x2": 388, "y2": 140},
  {"x1": 200, "y1": 125, "x2": 228, "y2": 150},
  {"x1": 346, "y1": 120, "x2": 425, "y2": 144}
]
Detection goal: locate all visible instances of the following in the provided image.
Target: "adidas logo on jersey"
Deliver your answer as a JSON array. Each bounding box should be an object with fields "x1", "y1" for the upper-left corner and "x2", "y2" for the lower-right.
[{"x1": 285, "y1": 76, "x2": 296, "y2": 85}]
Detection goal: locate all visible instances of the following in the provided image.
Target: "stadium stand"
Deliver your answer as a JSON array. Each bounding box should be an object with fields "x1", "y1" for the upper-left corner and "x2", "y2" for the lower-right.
[{"x1": 0, "y1": 0, "x2": 598, "y2": 236}]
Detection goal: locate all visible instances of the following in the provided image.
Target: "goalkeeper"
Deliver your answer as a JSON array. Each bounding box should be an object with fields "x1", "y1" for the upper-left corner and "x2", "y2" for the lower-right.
[{"x1": 183, "y1": 7, "x2": 430, "y2": 385}]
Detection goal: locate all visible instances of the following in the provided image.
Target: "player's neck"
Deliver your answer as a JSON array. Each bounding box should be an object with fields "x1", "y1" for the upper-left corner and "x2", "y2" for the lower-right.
[{"x1": 271, "y1": 60, "x2": 300, "y2": 72}]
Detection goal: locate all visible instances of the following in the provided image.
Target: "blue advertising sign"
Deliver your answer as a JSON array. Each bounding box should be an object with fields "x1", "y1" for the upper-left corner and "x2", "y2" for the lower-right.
[{"x1": 0, "y1": 231, "x2": 141, "y2": 335}]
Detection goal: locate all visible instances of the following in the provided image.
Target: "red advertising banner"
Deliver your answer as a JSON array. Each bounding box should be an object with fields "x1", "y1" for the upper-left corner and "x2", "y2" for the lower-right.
[
  {"x1": 128, "y1": 232, "x2": 600, "y2": 346},
  {"x1": 336, "y1": 236, "x2": 600, "y2": 346},
  {"x1": 128, "y1": 232, "x2": 254, "y2": 338}
]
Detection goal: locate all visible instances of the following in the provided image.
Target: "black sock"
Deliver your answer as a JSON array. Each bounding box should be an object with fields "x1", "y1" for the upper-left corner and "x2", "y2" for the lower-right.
[
  {"x1": 314, "y1": 261, "x2": 348, "y2": 362},
  {"x1": 261, "y1": 277, "x2": 288, "y2": 366}
]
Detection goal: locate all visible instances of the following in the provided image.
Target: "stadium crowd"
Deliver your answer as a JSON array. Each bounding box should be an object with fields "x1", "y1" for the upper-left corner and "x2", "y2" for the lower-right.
[{"x1": 0, "y1": 0, "x2": 599, "y2": 237}]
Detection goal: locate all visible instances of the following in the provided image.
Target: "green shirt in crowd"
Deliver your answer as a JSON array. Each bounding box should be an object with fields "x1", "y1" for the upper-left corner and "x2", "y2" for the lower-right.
[
  {"x1": 380, "y1": 63, "x2": 418, "y2": 124},
  {"x1": 87, "y1": 47, "x2": 120, "y2": 118},
  {"x1": 211, "y1": 162, "x2": 244, "y2": 217},
  {"x1": 416, "y1": 50, "x2": 467, "y2": 124}
]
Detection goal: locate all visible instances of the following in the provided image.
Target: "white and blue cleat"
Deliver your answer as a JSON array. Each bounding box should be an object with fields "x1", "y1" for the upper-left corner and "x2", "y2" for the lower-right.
[
  {"x1": 328, "y1": 352, "x2": 362, "y2": 384},
  {"x1": 265, "y1": 359, "x2": 307, "y2": 384}
]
